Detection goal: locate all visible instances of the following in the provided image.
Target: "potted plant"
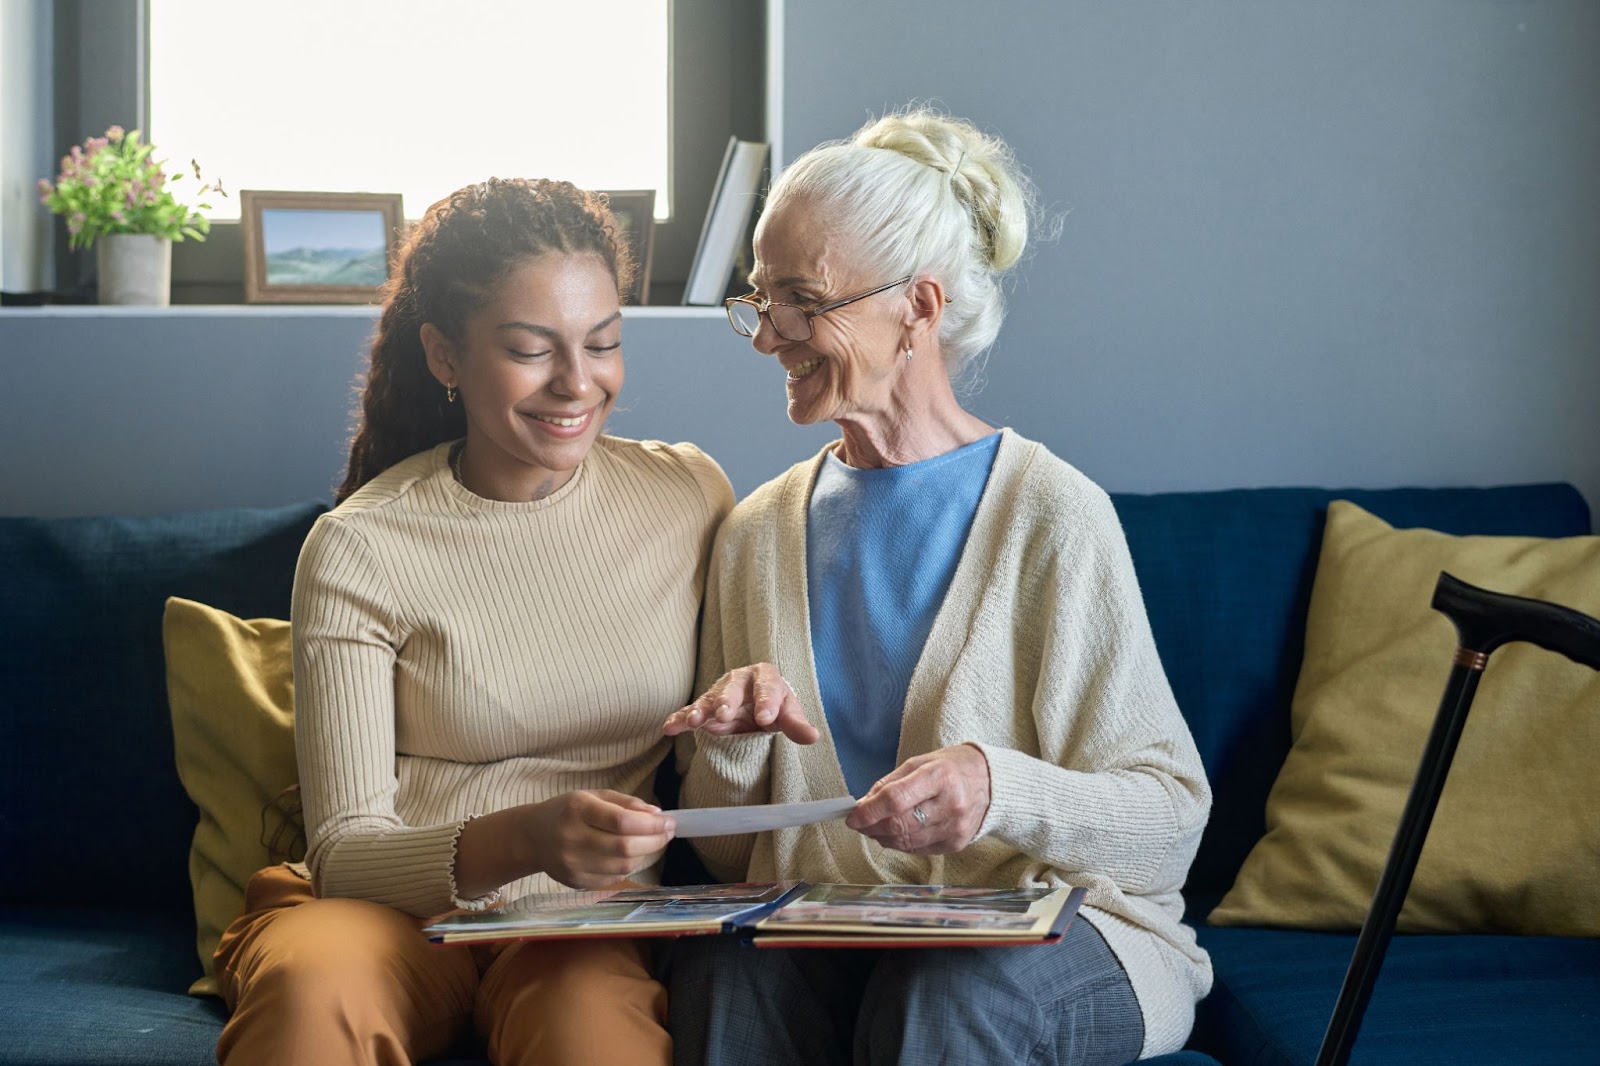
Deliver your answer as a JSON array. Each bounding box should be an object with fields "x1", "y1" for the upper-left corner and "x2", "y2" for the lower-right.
[{"x1": 37, "y1": 126, "x2": 223, "y2": 306}]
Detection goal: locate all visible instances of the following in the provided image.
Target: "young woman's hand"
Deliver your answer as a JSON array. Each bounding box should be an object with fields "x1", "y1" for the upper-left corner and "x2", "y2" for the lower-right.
[
  {"x1": 662, "y1": 662, "x2": 820, "y2": 744},
  {"x1": 454, "y1": 790, "x2": 674, "y2": 897},
  {"x1": 526, "y1": 790, "x2": 675, "y2": 889}
]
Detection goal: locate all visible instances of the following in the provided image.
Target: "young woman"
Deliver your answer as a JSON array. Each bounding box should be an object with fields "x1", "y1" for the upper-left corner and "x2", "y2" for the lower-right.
[{"x1": 215, "y1": 178, "x2": 732, "y2": 1066}]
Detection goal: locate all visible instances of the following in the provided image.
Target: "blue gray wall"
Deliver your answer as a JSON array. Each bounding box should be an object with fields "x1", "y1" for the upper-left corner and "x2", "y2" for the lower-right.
[
  {"x1": 781, "y1": 0, "x2": 1600, "y2": 511},
  {"x1": 0, "y1": 307, "x2": 836, "y2": 516},
  {"x1": 2, "y1": 0, "x2": 1597, "y2": 518}
]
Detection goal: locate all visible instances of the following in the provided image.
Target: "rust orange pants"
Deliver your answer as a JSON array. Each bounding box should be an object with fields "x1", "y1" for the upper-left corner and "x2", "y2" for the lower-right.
[{"x1": 214, "y1": 865, "x2": 670, "y2": 1066}]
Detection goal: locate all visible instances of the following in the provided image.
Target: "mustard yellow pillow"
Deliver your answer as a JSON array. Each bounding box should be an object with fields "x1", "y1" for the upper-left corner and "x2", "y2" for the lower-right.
[
  {"x1": 1210, "y1": 500, "x2": 1600, "y2": 935},
  {"x1": 164, "y1": 597, "x2": 302, "y2": 996}
]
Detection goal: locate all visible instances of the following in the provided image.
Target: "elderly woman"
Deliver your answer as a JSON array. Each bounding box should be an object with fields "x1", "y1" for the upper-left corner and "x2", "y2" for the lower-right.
[{"x1": 661, "y1": 109, "x2": 1212, "y2": 1065}]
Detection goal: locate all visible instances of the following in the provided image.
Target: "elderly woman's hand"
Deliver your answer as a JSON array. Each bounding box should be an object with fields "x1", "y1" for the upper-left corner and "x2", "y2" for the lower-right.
[
  {"x1": 663, "y1": 663, "x2": 821, "y2": 744},
  {"x1": 846, "y1": 743, "x2": 992, "y2": 854}
]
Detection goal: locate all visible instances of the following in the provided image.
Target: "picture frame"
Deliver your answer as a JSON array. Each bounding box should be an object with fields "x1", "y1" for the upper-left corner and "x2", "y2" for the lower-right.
[
  {"x1": 240, "y1": 190, "x2": 405, "y2": 304},
  {"x1": 598, "y1": 189, "x2": 656, "y2": 305}
]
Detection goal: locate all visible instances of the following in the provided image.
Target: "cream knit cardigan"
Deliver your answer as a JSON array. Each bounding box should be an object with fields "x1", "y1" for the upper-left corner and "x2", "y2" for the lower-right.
[{"x1": 680, "y1": 429, "x2": 1213, "y2": 1058}]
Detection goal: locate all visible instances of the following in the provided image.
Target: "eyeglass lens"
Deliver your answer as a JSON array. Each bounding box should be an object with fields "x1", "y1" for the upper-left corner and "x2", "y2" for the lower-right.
[
  {"x1": 729, "y1": 300, "x2": 811, "y2": 341},
  {"x1": 728, "y1": 300, "x2": 763, "y2": 336}
]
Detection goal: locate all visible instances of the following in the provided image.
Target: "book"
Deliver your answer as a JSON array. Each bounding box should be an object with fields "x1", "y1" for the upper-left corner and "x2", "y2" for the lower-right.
[
  {"x1": 749, "y1": 883, "x2": 1087, "y2": 949},
  {"x1": 424, "y1": 882, "x2": 803, "y2": 945},
  {"x1": 422, "y1": 882, "x2": 1086, "y2": 950},
  {"x1": 683, "y1": 136, "x2": 770, "y2": 305}
]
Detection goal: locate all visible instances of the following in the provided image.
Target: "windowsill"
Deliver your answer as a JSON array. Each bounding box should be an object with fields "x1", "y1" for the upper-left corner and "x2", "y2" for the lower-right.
[{"x1": 0, "y1": 304, "x2": 726, "y2": 320}]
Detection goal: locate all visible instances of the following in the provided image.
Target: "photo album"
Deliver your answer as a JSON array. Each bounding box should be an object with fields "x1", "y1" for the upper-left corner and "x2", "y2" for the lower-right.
[{"x1": 423, "y1": 881, "x2": 1087, "y2": 950}]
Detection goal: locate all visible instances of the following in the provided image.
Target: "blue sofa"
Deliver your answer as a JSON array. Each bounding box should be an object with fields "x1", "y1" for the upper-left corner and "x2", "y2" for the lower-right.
[{"x1": 1, "y1": 483, "x2": 1594, "y2": 1065}]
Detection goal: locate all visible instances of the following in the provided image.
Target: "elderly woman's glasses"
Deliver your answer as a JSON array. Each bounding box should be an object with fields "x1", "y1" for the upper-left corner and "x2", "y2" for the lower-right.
[{"x1": 725, "y1": 276, "x2": 913, "y2": 342}]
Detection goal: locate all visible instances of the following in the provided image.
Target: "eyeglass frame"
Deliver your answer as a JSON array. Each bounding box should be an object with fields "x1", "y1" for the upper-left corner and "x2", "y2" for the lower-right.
[{"x1": 724, "y1": 276, "x2": 915, "y2": 342}]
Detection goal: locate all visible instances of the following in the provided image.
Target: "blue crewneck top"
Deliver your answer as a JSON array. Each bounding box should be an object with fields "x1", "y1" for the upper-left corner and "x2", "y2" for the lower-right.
[{"x1": 806, "y1": 432, "x2": 1002, "y2": 798}]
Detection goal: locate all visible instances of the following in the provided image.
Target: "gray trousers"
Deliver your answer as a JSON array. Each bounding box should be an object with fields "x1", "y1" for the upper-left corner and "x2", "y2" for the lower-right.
[{"x1": 661, "y1": 916, "x2": 1144, "y2": 1066}]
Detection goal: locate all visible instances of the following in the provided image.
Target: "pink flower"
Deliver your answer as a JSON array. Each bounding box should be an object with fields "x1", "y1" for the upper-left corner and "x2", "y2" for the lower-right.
[
  {"x1": 36, "y1": 178, "x2": 52, "y2": 202},
  {"x1": 106, "y1": 125, "x2": 125, "y2": 142}
]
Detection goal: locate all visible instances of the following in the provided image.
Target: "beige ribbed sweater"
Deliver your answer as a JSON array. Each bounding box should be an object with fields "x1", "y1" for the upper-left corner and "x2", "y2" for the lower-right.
[
  {"x1": 292, "y1": 436, "x2": 732, "y2": 916},
  {"x1": 679, "y1": 428, "x2": 1213, "y2": 1058}
]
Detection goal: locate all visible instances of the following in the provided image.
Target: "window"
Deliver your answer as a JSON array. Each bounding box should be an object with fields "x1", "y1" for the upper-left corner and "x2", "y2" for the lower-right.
[
  {"x1": 150, "y1": 1, "x2": 672, "y2": 221},
  {"x1": 49, "y1": 0, "x2": 767, "y2": 304}
]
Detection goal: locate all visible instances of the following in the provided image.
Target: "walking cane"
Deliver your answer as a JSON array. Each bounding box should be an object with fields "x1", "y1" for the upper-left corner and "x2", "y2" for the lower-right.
[{"x1": 1314, "y1": 571, "x2": 1600, "y2": 1066}]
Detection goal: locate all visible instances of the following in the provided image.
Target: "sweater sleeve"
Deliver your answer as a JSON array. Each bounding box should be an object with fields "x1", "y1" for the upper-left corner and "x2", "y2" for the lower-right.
[
  {"x1": 675, "y1": 516, "x2": 777, "y2": 881},
  {"x1": 971, "y1": 489, "x2": 1211, "y2": 896},
  {"x1": 292, "y1": 515, "x2": 497, "y2": 915}
]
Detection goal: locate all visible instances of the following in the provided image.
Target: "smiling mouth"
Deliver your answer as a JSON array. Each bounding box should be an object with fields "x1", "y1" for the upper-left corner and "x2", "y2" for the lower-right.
[
  {"x1": 528, "y1": 411, "x2": 590, "y2": 428},
  {"x1": 787, "y1": 357, "x2": 824, "y2": 381}
]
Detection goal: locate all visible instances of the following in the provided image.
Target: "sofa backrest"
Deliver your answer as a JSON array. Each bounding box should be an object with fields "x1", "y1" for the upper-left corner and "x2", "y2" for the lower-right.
[
  {"x1": 0, "y1": 503, "x2": 326, "y2": 910},
  {"x1": 3, "y1": 484, "x2": 1590, "y2": 913},
  {"x1": 1109, "y1": 483, "x2": 1593, "y2": 903}
]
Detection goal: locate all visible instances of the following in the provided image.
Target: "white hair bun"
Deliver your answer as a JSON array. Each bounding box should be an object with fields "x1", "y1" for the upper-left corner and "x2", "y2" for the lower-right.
[{"x1": 853, "y1": 108, "x2": 1029, "y2": 272}]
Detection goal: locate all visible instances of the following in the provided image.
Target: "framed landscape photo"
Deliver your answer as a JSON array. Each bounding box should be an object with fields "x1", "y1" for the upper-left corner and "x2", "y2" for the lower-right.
[
  {"x1": 599, "y1": 189, "x2": 656, "y2": 305},
  {"x1": 240, "y1": 190, "x2": 405, "y2": 303}
]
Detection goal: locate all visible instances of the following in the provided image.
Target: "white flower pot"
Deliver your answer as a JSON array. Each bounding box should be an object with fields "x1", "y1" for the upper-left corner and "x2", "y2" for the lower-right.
[{"x1": 97, "y1": 234, "x2": 172, "y2": 306}]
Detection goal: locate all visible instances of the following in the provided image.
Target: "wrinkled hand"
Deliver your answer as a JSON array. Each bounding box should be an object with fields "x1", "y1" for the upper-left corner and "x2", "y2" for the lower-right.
[
  {"x1": 526, "y1": 790, "x2": 674, "y2": 889},
  {"x1": 662, "y1": 662, "x2": 821, "y2": 745},
  {"x1": 846, "y1": 744, "x2": 992, "y2": 855}
]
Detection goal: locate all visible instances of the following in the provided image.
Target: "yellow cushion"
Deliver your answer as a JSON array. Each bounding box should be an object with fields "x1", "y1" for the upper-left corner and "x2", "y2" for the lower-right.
[
  {"x1": 164, "y1": 597, "x2": 301, "y2": 996},
  {"x1": 1210, "y1": 500, "x2": 1600, "y2": 935}
]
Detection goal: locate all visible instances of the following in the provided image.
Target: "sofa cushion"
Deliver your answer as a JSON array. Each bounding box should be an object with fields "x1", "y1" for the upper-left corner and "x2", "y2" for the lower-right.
[
  {"x1": 0, "y1": 905, "x2": 228, "y2": 1066},
  {"x1": 165, "y1": 597, "x2": 302, "y2": 997},
  {"x1": 1109, "y1": 483, "x2": 1592, "y2": 899},
  {"x1": 0, "y1": 503, "x2": 324, "y2": 909},
  {"x1": 0, "y1": 905, "x2": 492, "y2": 1066},
  {"x1": 1193, "y1": 924, "x2": 1600, "y2": 1066},
  {"x1": 1211, "y1": 501, "x2": 1600, "y2": 935}
]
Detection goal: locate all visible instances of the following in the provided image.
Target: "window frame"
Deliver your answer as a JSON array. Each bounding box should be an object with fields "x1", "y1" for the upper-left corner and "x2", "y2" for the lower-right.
[{"x1": 51, "y1": 0, "x2": 768, "y2": 305}]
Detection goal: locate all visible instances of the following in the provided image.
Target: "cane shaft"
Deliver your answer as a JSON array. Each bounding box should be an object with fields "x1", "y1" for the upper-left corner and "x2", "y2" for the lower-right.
[{"x1": 1314, "y1": 659, "x2": 1483, "y2": 1066}]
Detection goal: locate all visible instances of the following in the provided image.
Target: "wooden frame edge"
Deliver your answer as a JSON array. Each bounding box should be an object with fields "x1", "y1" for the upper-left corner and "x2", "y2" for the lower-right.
[{"x1": 239, "y1": 190, "x2": 404, "y2": 305}]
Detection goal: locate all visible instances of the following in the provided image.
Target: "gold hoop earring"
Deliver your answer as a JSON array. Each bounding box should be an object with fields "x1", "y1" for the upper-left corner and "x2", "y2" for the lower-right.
[{"x1": 446, "y1": 384, "x2": 457, "y2": 403}]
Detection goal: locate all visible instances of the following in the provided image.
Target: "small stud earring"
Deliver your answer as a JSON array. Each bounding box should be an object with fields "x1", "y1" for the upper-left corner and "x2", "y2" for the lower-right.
[
  {"x1": 904, "y1": 346, "x2": 913, "y2": 362},
  {"x1": 446, "y1": 384, "x2": 458, "y2": 403}
]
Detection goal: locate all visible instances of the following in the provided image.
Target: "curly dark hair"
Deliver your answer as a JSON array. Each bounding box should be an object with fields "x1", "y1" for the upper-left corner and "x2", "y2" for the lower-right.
[{"x1": 336, "y1": 178, "x2": 635, "y2": 503}]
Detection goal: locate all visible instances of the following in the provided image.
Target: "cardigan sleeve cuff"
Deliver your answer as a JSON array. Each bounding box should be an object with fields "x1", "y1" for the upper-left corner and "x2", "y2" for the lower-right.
[
  {"x1": 681, "y1": 730, "x2": 777, "y2": 804},
  {"x1": 971, "y1": 742, "x2": 1171, "y2": 892}
]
